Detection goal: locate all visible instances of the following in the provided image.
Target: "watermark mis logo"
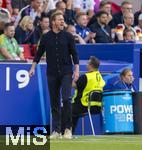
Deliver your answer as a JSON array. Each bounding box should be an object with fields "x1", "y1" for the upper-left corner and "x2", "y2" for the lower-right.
[{"x1": 4, "y1": 125, "x2": 50, "y2": 146}]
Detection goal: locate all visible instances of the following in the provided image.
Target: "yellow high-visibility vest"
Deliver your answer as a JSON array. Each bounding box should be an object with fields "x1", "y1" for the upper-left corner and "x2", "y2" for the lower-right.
[{"x1": 73, "y1": 71, "x2": 105, "y2": 107}]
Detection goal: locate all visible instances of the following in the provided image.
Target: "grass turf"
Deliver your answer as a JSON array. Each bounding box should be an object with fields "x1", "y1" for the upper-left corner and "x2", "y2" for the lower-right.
[
  {"x1": 51, "y1": 135, "x2": 142, "y2": 150},
  {"x1": 0, "y1": 135, "x2": 142, "y2": 150}
]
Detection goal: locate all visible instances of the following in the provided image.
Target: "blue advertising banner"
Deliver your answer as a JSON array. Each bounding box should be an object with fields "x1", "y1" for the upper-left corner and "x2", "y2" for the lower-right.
[{"x1": 0, "y1": 63, "x2": 50, "y2": 125}]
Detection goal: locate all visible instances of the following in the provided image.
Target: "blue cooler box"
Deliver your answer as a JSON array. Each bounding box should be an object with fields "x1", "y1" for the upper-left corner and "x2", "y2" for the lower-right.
[{"x1": 102, "y1": 90, "x2": 134, "y2": 133}]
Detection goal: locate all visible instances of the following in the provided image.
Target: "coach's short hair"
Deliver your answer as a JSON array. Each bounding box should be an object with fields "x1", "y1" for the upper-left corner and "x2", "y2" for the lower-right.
[{"x1": 50, "y1": 11, "x2": 63, "y2": 23}]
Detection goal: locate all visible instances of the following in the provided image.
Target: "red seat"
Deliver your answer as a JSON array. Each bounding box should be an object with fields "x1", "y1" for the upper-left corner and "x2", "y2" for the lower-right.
[
  {"x1": 31, "y1": 44, "x2": 37, "y2": 56},
  {"x1": 21, "y1": 44, "x2": 33, "y2": 59},
  {"x1": 111, "y1": 2, "x2": 121, "y2": 14}
]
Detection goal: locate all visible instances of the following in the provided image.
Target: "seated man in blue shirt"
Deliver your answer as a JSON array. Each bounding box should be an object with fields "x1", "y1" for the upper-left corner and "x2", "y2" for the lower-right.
[
  {"x1": 75, "y1": 12, "x2": 95, "y2": 43},
  {"x1": 112, "y1": 68, "x2": 136, "y2": 92}
]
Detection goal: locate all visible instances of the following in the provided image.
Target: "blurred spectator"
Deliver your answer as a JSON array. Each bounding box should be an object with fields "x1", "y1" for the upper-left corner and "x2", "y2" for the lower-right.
[
  {"x1": 134, "y1": 4, "x2": 142, "y2": 26},
  {"x1": 34, "y1": 13, "x2": 50, "y2": 43},
  {"x1": 134, "y1": 14, "x2": 142, "y2": 41},
  {"x1": 11, "y1": 0, "x2": 30, "y2": 16},
  {"x1": 15, "y1": 16, "x2": 36, "y2": 45},
  {"x1": 123, "y1": 29, "x2": 135, "y2": 42},
  {"x1": 0, "y1": 0, "x2": 10, "y2": 17},
  {"x1": 90, "y1": 11, "x2": 112, "y2": 43},
  {"x1": 88, "y1": 0, "x2": 113, "y2": 28},
  {"x1": 113, "y1": 1, "x2": 133, "y2": 28},
  {"x1": 72, "y1": 0, "x2": 95, "y2": 19},
  {"x1": 15, "y1": 0, "x2": 44, "y2": 27},
  {"x1": 115, "y1": 12, "x2": 135, "y2": 41},
  {"x1": 42, "y1": 0, "x2": 55, "y2": 13},
  {"x1": 47, "y1": 1, "x2": 75, "y2": 25},
  {"x1": 53, "y1": 0, "x2": 61, "y2": 5},
  {"x1": 66, "y1": 25, "x2": 86, "y2": 44},
  {"x1": 0, "y1": 22, "x2": 24, "y2": 60},
  {"x1": 55, "y1": 1, "x2": 66, "y2": 15},
  {"x1": 61, "y1": 0, "x2": 75, "y2": 25},
  {"x1": 119, "y1": 29, "x2": 136, "y2": 43},
  {"x1": 111, "y1": 68, "x2": 135, "y2": 92},
  {"x1": 0, "y1": 0, "x2": 11, "y2": 34},
  {"x1": 1, "y1": 0, "x2": 12, "y2": 14},
  {"x1": 94, "y1": 0, "x2": 101, "y2": 12},
  {"x1": 75, "y1": 12, "x2": 95, "y2": 43}
]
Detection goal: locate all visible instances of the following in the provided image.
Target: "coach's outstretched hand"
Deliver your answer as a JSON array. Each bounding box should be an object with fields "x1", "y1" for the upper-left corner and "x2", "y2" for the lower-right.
[{"x1": 29, "y1": 62, "x2": 37, "y2": 77}]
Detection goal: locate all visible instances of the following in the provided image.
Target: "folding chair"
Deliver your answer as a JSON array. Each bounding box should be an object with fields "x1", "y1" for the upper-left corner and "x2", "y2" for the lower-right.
[{"x1": 88, "y1": 91, "x2": 102, "y2": 136}]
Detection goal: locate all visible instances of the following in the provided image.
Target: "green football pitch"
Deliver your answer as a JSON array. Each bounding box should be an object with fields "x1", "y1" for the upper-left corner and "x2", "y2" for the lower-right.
[{"x1": 1, "y1": 135, "x2": 142, "y2": 150}]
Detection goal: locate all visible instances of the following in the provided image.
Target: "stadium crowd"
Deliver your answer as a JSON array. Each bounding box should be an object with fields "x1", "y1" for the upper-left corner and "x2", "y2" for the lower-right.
[{"x1": 0, "y1": 0, "x2": 142, "y2": 60}]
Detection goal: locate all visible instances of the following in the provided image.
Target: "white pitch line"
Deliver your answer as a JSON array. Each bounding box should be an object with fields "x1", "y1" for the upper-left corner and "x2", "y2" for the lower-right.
[
  {"x1": 73, "y1": 135, "x2": 142, "y2": 139},
  {"x1": 50, "y1": 140, "x2": 142, "y2": 144}
]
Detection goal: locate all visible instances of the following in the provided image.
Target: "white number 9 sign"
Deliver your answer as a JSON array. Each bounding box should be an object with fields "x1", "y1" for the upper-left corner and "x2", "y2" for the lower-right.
[{"x1": 16, "y1": 70, "x2": 30, "y2": 89}]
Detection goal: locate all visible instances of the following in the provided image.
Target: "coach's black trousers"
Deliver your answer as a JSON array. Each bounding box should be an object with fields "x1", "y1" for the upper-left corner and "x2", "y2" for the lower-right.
[{"x1": 47, "y1": 74, "x2": 72, "y2": 133}]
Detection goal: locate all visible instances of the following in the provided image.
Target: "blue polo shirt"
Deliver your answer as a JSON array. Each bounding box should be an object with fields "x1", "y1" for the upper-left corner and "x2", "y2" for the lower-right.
[{"x1": 75, "y1": 25, "x2": 90, "y2": 39}]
